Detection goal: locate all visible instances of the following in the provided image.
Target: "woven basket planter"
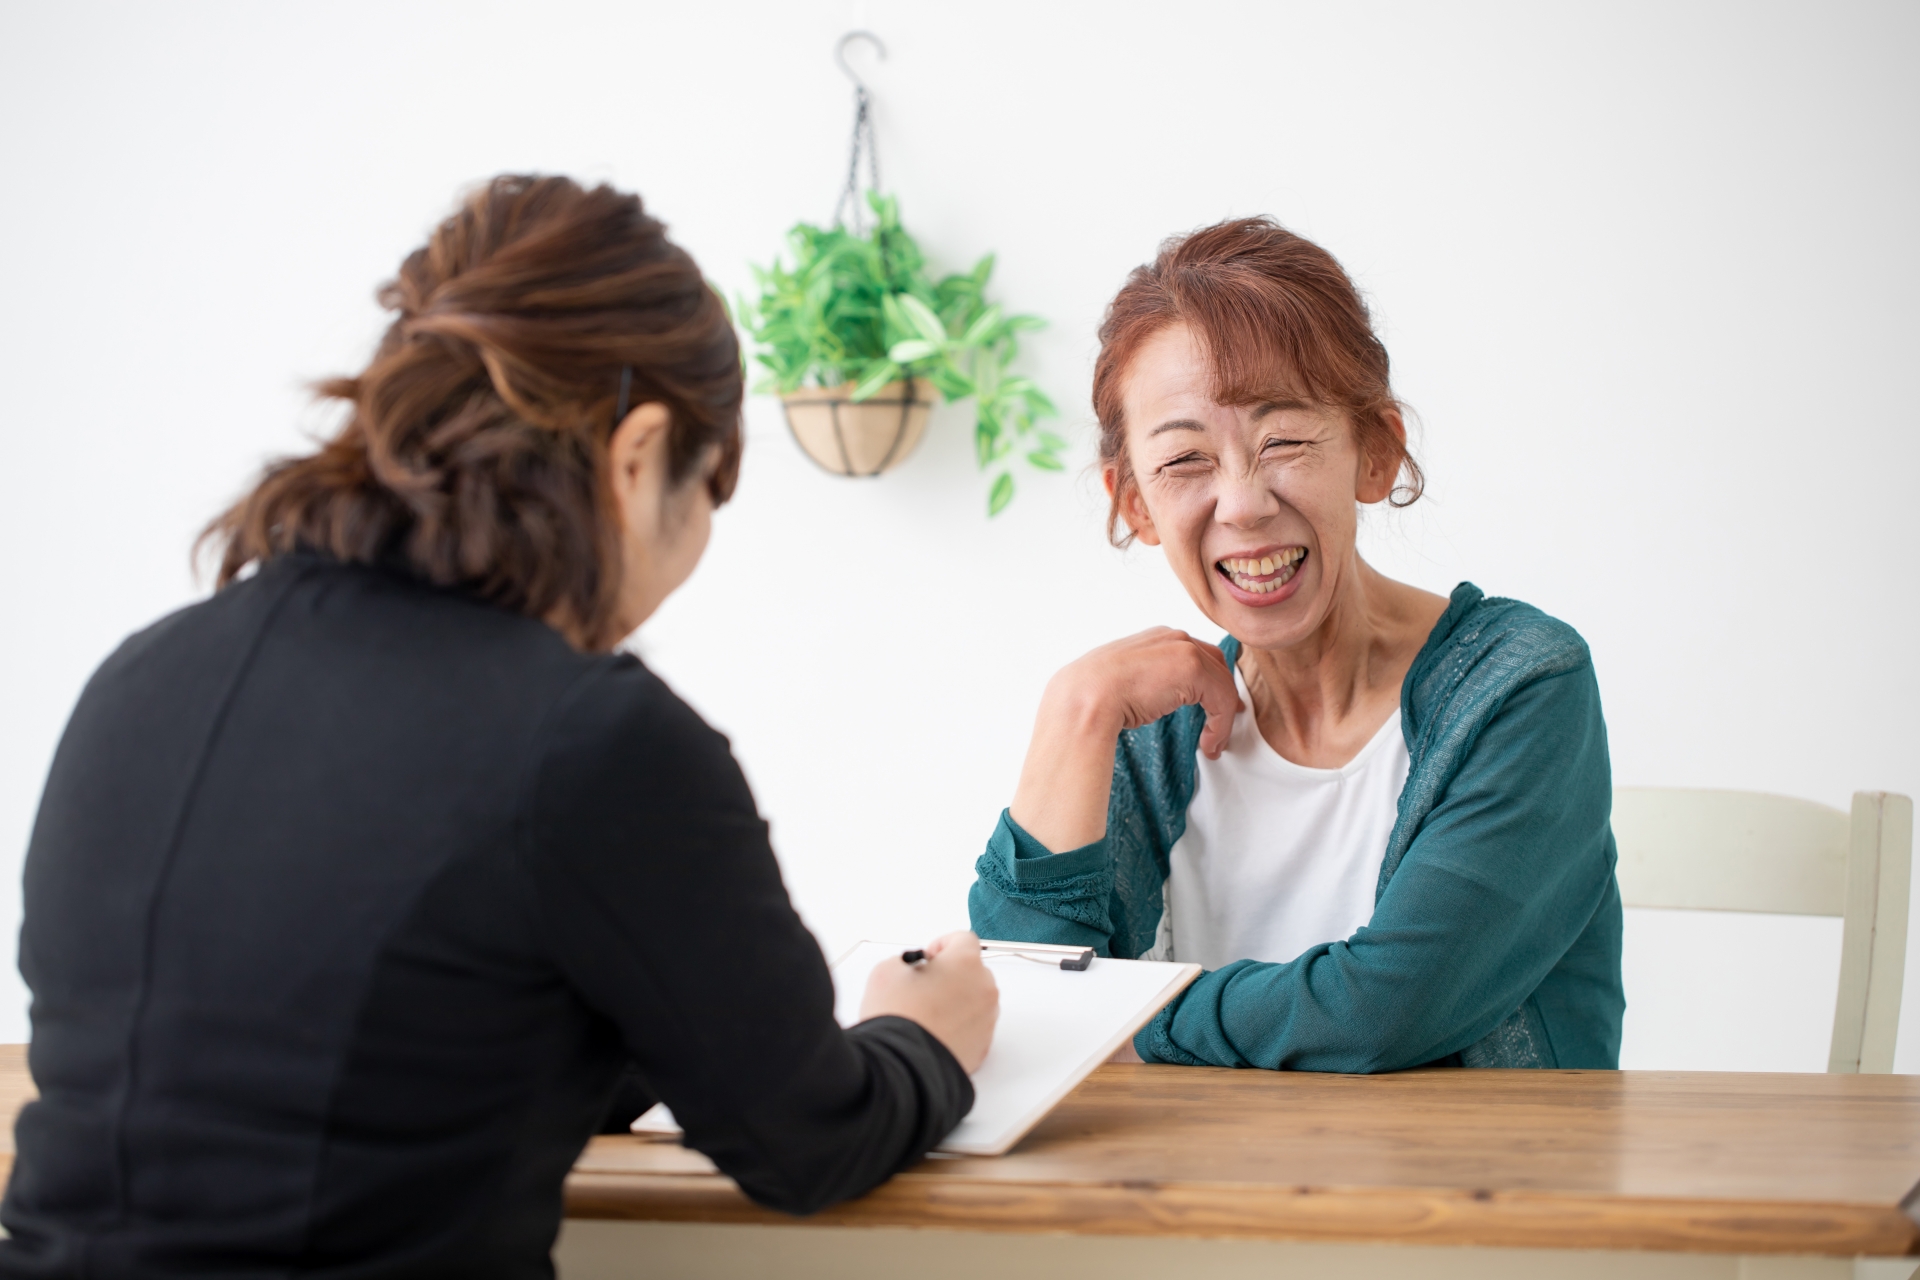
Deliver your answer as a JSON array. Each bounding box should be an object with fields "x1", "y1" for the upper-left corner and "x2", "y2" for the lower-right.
[{"x1": 780, "y1": 378, "x2": 934, "y2": 477}]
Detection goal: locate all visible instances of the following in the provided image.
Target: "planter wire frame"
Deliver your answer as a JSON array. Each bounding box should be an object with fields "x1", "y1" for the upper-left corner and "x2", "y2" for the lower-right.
[{"x1": 780, "y1": 379, "x2": 933, "y2": 477}]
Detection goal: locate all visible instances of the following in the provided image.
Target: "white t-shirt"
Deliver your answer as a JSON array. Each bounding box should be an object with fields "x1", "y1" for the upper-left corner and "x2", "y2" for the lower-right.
[{"x1": 1146, "y1": 668, "x2": 1411, "y2": 969}]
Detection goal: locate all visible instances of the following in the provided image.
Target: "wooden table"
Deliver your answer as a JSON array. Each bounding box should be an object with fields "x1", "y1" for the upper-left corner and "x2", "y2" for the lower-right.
[
  {"x1": 1, "y1": 1049, "x2": 1916, "y2": 1278},
  {"x1": 558, "y1": 1065, "x2": 1920, "y2": 1280}
]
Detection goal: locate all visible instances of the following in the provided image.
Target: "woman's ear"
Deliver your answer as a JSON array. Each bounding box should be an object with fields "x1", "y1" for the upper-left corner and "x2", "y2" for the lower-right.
[
  {"x1": 1354, "y1": 407, "x2": 1407, "y2": 506},
  {"x1": 607, "y1": 402, "x2": 674, "y2": 520},
  {"x1": 1106, "y1": 462, "x2": 1161, "y2": 546}
]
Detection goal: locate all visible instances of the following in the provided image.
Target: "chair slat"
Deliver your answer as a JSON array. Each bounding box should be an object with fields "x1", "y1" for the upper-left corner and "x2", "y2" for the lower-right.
[{"x1": 1612, "y1": 787, "x2": 1849, "y2": 916}]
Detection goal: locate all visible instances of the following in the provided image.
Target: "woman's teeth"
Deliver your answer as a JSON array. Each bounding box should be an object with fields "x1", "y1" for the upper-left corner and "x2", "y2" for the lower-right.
[{"x1": 1218, "y1": 548, "x2": 1306, "y2": 594}]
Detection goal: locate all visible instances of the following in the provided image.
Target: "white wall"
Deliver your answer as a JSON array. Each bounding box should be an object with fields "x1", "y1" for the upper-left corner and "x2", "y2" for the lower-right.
[{"x1": 1, "y1": 0, "x2": 1914, "y2": 1070}]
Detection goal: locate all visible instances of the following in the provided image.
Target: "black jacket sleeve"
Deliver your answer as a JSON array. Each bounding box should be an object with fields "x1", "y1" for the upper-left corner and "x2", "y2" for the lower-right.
[{"x1": 521, "y1": 658, "x2": 972, "y2": 1214}]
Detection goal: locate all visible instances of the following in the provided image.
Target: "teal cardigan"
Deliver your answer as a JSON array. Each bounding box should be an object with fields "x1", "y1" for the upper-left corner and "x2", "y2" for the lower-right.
[{"x1": 968, "y1": 584, "x2": 1624, "y2": 1071}]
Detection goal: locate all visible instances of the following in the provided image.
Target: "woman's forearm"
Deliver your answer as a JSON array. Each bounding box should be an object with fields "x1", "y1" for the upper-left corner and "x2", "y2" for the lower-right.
[
  {"x1": 1007, "y1": 679, "x2": 1122, "y2": 852},
  {"x1": 1008, "y1": 630, "x2": 1240, "y2": 853}
]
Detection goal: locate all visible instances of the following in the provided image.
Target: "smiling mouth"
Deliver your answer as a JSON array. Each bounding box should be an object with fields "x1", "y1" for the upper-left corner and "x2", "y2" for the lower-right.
[{"x1": 1216, "y1": 548, "x2": 1306, "y2": 595}]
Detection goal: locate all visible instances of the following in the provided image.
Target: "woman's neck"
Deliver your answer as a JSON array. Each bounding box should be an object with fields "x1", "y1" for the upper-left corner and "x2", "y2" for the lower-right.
[{"x1": 1235, "y1": 558, "x2": 1448, "y2": 768}]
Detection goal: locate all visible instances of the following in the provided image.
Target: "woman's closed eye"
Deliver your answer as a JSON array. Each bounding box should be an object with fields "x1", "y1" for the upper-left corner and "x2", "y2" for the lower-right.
[{"x1": 1155, "y1": 451, "x2": 1212, "y2": 476}]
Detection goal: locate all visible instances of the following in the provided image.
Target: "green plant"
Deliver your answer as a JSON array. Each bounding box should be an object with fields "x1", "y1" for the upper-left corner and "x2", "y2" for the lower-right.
[{"x1": 740, "y1": 193, "x2": 1063, "y2": 515}]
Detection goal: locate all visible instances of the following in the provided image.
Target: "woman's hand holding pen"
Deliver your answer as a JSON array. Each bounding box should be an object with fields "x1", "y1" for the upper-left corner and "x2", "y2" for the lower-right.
[{"x1": 860, "y1": 930, "x2": 1000, "y2": 1074}]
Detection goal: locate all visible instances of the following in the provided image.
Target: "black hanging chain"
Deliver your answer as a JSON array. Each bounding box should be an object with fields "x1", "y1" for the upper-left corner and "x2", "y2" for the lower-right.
[
  {"x1": 833, "y1": 83, "x2": 880, "y2": 235},
  {"x1": 830, "y1": 32, "x2": 886, "y2": 234}
]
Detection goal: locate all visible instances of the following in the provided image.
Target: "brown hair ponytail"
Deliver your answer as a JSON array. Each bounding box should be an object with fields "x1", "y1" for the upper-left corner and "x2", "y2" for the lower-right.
[{"x1": 202, "y1": 174, "x2": 743, "y2": 650}]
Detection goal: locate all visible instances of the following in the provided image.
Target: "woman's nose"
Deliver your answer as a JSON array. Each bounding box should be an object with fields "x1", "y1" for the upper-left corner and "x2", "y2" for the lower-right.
[{"x1": 1212, "y1": 469, "x2": 1280, "y2": 527}]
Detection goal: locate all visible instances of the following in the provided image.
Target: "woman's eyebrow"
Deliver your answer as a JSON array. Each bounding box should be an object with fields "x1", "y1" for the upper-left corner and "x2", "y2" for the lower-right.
[{"x1": 1148, "y1": 418, "x2": 1207, "y2": 437}]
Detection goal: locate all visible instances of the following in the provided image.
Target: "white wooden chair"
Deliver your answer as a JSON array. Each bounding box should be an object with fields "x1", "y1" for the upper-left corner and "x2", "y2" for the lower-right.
[{"x1": 1611, "y1": 788, "x2": 1913, "y2": 1073}]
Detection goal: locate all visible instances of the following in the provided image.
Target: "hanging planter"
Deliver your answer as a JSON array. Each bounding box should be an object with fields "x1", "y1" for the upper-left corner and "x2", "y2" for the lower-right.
[
  {"x1": 781, "y1": 378, "x2": 934, "y2": 477},
  {"x1": 738, "y1": 32, "x2": 1063, "y2": 515}
]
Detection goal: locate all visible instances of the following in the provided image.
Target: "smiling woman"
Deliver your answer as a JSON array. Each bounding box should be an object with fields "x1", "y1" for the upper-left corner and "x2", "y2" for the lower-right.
[{"x1": 968, "y1": 218, "x2": 1624, "y2": 1072}]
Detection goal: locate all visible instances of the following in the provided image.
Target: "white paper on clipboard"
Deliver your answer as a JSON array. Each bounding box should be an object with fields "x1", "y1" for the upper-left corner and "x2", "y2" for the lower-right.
[{"x1": 632, "y1": 940, "x2": 1200, "y2": 1156}]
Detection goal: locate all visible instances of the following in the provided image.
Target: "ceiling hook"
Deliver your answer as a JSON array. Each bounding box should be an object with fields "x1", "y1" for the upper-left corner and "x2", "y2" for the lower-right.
[{"x1": 835, "y1": 30, "x2": 887, "y2": 93}]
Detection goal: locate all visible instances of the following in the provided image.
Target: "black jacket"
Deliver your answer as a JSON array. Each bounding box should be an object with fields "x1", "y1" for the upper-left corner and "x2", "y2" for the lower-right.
[{"x1": 1, "y1": 554, "x2": 970, "y2": 1277}]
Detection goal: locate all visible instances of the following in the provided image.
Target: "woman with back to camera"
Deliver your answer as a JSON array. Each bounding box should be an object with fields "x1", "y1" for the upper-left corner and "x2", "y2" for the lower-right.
[
  {"x1": 970, "y1": 218, "x2": 1622, "y2": 1071},
  {"x1": 2, "y1": 175, "x2": 997, "y2": 1278}
]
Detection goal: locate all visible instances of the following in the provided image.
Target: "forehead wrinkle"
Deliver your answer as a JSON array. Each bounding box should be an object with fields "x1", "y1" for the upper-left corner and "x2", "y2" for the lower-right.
[{"x1": 1249, "y1": 398, "x2": 1316, "y2": 420}]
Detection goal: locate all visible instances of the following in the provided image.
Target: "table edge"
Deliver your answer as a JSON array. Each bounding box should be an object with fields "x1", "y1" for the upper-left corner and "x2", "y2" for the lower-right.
[{"x1": 562, "y1": 1170, "x2": 1920, "y2": 1258}]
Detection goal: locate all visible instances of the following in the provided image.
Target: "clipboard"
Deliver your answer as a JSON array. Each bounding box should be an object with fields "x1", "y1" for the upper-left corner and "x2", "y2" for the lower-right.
[{"x1": 632, "y1": 939, "x2": 1201, "y2": 1157}]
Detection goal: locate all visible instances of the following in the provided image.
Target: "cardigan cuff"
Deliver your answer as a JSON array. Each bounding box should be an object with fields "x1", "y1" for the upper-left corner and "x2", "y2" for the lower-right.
[
  {"x1": 988, "y1": 809, "x2": 1111, "y2": 885},
  {"x1": 1134, "y1": 990, "x2": 1209, "y2": 1066}
]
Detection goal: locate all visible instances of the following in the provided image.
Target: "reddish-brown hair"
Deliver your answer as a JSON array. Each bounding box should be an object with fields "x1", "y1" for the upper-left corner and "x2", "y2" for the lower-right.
[
  {"x1": 1092, "y1": 216, "x2": 1422, "y2": 545},
  {"x1": 201, "y1": 174, "x2": 743, "y2": 650}
]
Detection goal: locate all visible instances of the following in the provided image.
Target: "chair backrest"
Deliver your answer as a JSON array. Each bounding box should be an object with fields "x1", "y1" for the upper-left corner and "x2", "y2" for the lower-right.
[{"x1": 1612, "y1": 788, "x2": 1912, "y2": 1074}]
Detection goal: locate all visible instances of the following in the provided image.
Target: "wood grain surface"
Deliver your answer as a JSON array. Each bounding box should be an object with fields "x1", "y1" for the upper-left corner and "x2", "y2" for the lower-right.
[
  {"x1": 0, "y1": 1048, "x2": 1914, "y2": 1256},
  {"x1": 568, "y1": 1065, "x2": 1920, "y2": 1256}
]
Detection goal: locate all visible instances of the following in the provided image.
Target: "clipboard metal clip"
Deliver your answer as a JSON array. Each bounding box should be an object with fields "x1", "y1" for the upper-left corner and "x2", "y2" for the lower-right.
[
  {"x1": 982, "y1": 941, "x2": 1096, "y2": 971},
  {"x1": 900, "y1": 940, "x2": 1096, "y2": 971}
]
